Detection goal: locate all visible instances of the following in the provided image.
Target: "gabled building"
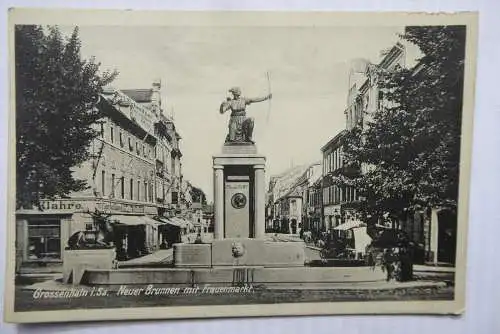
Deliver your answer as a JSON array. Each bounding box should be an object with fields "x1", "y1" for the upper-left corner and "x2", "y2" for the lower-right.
[
  {"x1": 267, "y1": 164, "x2": 309, "y2": 234},
  {"x1": 269, "y1": 162, "x2": 321, "y2": 235}
]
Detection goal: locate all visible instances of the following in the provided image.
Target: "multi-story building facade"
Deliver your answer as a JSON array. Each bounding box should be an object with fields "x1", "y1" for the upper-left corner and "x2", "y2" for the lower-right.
[
  {"x1": 120, "y1": 80, "x2": 182, "y2": 217},
  {"x1": 307, "y1": 177, "x2": 323, "y2": 233},
  {"x1": 265, "y1": 176, "x2": 279, "y2": 231},
  {"x1": 15, "y1": 80, "x2": 195, "y2": 271},
  {"x1": 321, "y1": 130, "x2": 361, "y2": 232},
  {"x1": 345, "y1": 42, "x2": 407, "y2": 133},
  {"x1": 325, "y1": 40, "x2": 455, "y2": 264},
  {"x1": 153, "y1": 113, "x2": 174, "y2": 216},
  {"x1": 292, "y1": 162, "x2": 322, "y2": 232},
  {"x1": 317, "y1": 44, "x2": 407, "y2": 243},
  {"x1": 179, "y1": 179, "x2": 193, "y2": 211},
  {"x1": 169, "y1": 129, "x2": 183, "y2": 213}
]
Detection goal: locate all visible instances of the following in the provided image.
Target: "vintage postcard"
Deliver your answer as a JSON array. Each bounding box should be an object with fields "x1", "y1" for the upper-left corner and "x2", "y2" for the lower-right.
[{"x1": 4, "y1": 9, "x2": 478, "y2": 323}]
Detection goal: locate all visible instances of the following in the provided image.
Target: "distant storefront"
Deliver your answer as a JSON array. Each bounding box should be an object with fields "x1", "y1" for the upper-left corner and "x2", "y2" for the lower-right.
[
  {"x1": 323, "y1": 205, "x2": 341, "y2": 231},
  {"x1": 15, "y1": 198, "x2": 159, "y2": 270},
  {"x1": 307, "y1": 208, "x2": 322, "y2": 232}
]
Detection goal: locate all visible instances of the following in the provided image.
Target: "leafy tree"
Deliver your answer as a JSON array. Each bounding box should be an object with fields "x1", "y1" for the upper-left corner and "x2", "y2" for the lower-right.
[
  {"x1": 15, "y1": 25, "x2": 118, "y2": 209},
  {"x1": 190, "y1": 186, "x2": 207, "y2": 205},
  {"x1": 332, "y1": 26, "x2": 466, "y2": 225}
]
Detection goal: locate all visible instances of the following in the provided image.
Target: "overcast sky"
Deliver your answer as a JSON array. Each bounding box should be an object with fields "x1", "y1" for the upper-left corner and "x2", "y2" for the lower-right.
[{"x1": 62, "y1": 25, "x2": 405, "y2": 202}]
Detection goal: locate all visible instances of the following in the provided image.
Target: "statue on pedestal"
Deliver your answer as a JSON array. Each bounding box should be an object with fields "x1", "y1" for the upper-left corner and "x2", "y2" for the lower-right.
[{"x1": 219, "y1": 87, "x2": 272, "y2": 144}]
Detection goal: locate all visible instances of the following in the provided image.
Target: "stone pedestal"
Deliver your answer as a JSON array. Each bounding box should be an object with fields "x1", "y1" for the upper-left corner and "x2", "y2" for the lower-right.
[
  {"x1": 62, "y1": 248, "x2": 116, "y2": 285},
  {"x1": 172, "y1": 143, "x2": 307, "y2": 269},
  {"x1": 213, "y1": 143, "x2": 266, "y2": 239}
]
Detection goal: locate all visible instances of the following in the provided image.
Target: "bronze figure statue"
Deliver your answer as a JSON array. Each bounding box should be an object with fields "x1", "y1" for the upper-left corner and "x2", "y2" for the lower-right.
[{"x1": 219, "y1": 87, "x2": 272, "y2": 144}]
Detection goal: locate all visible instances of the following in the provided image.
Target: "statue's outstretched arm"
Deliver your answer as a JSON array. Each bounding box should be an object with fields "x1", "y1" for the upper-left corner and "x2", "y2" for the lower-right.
[{"x1": 246, "y1": 94, "x2": 272, "y2": 104}]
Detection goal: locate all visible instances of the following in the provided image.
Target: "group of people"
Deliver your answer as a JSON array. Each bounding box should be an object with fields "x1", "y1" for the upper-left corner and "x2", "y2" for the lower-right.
[
  {"x1": 366, "y1": 245, "x2": 414, "y2": 282},
  {"x1": 380, "y1": 247, "x2": 414, "y2": 281},
  {"x1": 300, "y1": 226, "x2": 414, "y2": 281},
  {"x1": 300, "y1": 229, "x2": 349, "y2": 250}
]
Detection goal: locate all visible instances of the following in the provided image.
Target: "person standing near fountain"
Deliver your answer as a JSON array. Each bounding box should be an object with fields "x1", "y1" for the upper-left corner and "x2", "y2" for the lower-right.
[{"x1": 219, "y1": 87, "x2": 272, "y2": 144}]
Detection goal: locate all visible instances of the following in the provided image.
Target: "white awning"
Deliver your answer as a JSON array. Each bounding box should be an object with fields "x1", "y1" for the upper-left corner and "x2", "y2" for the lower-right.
[
  {"x1": 333, "y1": 220, "x2": 366, "y2": 231},
  {"x1": 109, "y1": 215, "x2": 145, "y2": 226},
  {"x1": 142, "y1": 216, "x2": 165, "y2": 226},
  {"x1": 110, "y1": 215, "x2": 164, "y2": 226},
  {"x1": 156, "y1": 217, "x2": 183, "y2": 228},
  {"x1": 169, "y1": 217, "x2": 190, "y2": 228},
  {"x1": 352, "y1": 226, "x2": 373, "y2": 254}
]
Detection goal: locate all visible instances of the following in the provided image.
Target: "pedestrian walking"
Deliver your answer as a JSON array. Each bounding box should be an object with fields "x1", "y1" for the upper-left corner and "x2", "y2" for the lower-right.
[{"x1": 382, "y1": 248, "x2": 396, "y2": 281}]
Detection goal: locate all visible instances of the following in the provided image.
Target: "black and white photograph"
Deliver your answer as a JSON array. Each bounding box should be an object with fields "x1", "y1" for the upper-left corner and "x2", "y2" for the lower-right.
[{"x1": 4, "y1": 9, "x2": 477, "y2": 323}]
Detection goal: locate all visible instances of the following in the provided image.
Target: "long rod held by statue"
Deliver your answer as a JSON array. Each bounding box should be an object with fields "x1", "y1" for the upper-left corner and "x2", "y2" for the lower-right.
[{"x1": 266, "y1": 71, "x2": 272, "y2": 124}]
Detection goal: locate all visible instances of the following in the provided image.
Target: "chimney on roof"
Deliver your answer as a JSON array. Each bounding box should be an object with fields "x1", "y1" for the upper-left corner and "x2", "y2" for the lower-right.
[{"x1": 151, "y1": 79, "x2": 162, "y2": 111}]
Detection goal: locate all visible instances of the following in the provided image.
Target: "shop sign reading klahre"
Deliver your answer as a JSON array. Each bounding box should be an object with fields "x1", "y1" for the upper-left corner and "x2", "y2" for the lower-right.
[
  {"x1": 38, "y1": 200, "x2": 84, "y2": 211},
  {"x1": 36, "y1": 199, "x2": 148, "y2": 215}
]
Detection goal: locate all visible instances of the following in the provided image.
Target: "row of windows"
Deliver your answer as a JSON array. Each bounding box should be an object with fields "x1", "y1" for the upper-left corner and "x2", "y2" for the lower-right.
[
  {"x1": 346, "y1": 99, "x2": 364, "y2": 130},
  {"x1": 99, "y1": 170, "x2": 181, "y2": 205},
  {"x1": 99, "y1": 119, "x2": 182, "y2": 179},
  {"x1": 323, "y1": 146, "x2": 343, "y2": 175},
  {"x1": 322, "y1": 185, "x2": 359, "y2": 205},
  {"x1": 308, "y1": 191, "x2": 321, "y2": 207},
  {"x1": 100, "y1": 122, "x2": 154, "y2": 160},
  {"x1": 100, "y1": 170, "x2": 155, "y2": 203},
  {"x1": 346, "y1": 89, "x2": 385, "y2": 130},
  {"x1": 156, "y1": 144, "x2": 171, "y2": 162}
]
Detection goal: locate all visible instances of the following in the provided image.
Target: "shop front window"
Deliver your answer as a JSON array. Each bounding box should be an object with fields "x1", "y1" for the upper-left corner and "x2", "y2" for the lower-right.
[{"x1": 27, "y1": 219, "x2": 61, "y2": 260}]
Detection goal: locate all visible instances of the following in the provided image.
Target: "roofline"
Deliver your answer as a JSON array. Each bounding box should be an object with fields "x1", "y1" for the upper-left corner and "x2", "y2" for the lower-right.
[
  {"x1": 343, "y1": 42, "x2": 406, "y2": 116},
  {"x1": 378, "y1": 42, "x2": 405, "y2": 69},
  {"x1": 321, "y1": 129, "x2": 348, "y2": 152},
  {"x1": 359, "y1": 79, "x2": 370, "y2": 93}
]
